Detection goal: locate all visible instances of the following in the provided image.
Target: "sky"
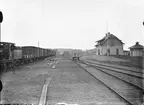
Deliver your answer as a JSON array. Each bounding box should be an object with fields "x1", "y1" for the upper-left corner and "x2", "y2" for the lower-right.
[{"x1": 0, "y1": 0, "x2": 144, "y2": 50}]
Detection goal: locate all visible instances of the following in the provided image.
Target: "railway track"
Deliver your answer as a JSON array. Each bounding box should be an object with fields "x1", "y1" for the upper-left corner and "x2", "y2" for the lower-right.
[
  {"x1": 81, "y1": 60, "x2": 144, "y2": 89},
  {"x1": 74, "y1": 60, "x2": 143, "y2": 105},
  {"x1": 84, "y1": 60, "x2": 143, "y2": 74}
]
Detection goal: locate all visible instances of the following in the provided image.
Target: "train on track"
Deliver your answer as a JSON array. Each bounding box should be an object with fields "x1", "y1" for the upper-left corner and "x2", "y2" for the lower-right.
[
  {"x1": 71, "y1": 50, "x2": 83, "y2": 60},
  {"x1": 0, "y1": 42, "x2": 56, "y2": 73},
  {"x1": 62, "y1": 50, "x2": 83, "y2": 60}
]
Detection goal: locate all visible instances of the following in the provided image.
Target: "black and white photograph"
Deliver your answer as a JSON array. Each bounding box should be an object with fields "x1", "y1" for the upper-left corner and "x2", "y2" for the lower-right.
[{"x1": 0, "y1": 0, "x2": 144, "y2": 105}]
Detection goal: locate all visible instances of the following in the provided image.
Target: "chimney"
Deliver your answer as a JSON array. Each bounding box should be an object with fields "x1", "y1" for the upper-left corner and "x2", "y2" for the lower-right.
[
  {"x1": 106, "y1": 32, "x2": 110, "y2": 36},
  {"x1": 136, "y1": 42, "x2": 139, "y2": 45}
]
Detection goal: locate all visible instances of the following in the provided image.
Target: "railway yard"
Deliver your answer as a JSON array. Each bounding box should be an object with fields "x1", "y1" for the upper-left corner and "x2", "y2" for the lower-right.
[
  {"x1": 1, "y1": 2, "x2": 144, "y2": 105},
  {"x1": 0, "y1": 55, "x2": 143, "y2": 105}
]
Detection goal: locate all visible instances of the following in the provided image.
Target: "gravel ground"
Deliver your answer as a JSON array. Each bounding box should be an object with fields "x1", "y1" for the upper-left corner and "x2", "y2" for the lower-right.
[
  {"x1": 0, "y1": 57, "x2": 137, "y2": 105},
  {"x1": 1, "y1": 60, "x2": 54, "y2": 104},
  {"x1": 78, "y1": 63, "x2": 143, "y2": 105},
  {"x1": 83, "y1": 61, "x2": 143, "y2": 89},
  {"x1": 46, "y1": 58, "x2": 127, "y2": 105},
  {"x1": 98, "y1": 68, "x2": 143, "y2": 89}
]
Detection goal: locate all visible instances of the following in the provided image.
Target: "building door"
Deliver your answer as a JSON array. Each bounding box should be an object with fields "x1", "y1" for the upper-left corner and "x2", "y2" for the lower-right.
[
  {"x1": 98, "y1": 49, "x2": 100, "y2": 55},
  {"x1": 107, "y1": 49, "x2": 110, "y2": 56},
  {"x1": 116, "y1": 49, "x2": 119, "y2": 55}
]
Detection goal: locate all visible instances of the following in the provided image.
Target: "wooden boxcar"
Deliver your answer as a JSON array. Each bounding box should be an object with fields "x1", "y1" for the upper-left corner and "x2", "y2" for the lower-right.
[{"x1": 70, "y1": 50, "x2": 83, "y2": 60}]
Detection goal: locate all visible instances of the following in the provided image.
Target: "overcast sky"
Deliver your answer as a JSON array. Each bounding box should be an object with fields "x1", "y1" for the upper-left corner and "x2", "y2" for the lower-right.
[{"x1": 0, "y1": 0, "x2": 144, "y2": 50}]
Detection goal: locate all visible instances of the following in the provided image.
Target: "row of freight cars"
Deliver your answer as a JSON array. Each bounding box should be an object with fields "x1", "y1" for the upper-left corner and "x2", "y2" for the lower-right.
[{"x1": 0, "y1": 42, "x2": 56, "y2": 73}]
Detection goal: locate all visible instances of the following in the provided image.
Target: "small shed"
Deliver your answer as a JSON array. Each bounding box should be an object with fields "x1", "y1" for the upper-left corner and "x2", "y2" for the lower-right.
[
  {"x1": 63, "y1": 51, "x2": 70, "y2": 57},
  {"x1": 123, "y1": 50, "x2": 130, "y2": 56},
  {"x1": 129, "y1": 42, "x2": 144, "y2": 56}
]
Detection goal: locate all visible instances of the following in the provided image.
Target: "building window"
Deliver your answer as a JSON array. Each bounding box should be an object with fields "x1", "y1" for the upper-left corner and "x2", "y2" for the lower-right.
[
  {"x1": 98, "y1": 49, "x2": 100, "y2": 55},
  {"x1": 116, "y1": 49, "x2": 119, "y2": 55}
]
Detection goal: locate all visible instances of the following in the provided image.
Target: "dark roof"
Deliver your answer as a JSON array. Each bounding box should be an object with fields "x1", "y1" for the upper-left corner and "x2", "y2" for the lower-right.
[
  {"x1": 129, "y1": 42, "x2": 144, "y2": 49},
  {"x1": 21, "y1": 46, "x2": 37, "y2": 48},
  {"x1": 14, "y1": 46, "x2": 22, "y2": 49},
  {"x1": 0, "y1": 42, "x2": 15, "y2": 44},
  {"x1": 124, "y1": 50, "x2": 130, "y2": 52},
  {"x1": 96, "y1": 32, "x2": 124, "y2": 46}
]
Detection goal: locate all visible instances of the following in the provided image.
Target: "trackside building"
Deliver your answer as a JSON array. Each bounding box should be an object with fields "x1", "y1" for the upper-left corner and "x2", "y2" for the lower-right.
[
  {"x1": 95, "y1": 32, "x2": 124, "y2": 56},
  {"x1": 129, "y1": 42, "x2": 144, "y2": 56}
]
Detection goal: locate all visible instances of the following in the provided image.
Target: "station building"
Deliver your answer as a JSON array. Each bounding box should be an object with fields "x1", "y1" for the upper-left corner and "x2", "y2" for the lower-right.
[
  {"x1": 95, "y1": 32, "x2": 124, "y2": 56},
  {"x1": 129, "y1": 42, "x2": 144, "y2": 56}
]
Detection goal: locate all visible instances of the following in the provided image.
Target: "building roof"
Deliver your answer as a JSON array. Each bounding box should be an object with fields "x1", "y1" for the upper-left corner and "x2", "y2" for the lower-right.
[
  {"x1": 129, "y1": 42, "x2": 144, "y2": 49},
  {"x1": 0, "y1": 42, "x2": 15, "y2": 45},
  {"x1": 21, "y1": 46, "x2": 37, "y2": 48},
  {"x1": 124, "y1": 50, "x2": 130, "y2": 52},
  {"x1": 95, "y1": 32, "x2": 124, "y2": 46}
]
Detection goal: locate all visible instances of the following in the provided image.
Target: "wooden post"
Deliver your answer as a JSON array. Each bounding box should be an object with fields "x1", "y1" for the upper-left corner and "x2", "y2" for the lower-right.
[
  {"x1": 12, "y1": 50, "x2": 15, "y2": 74},
  {"x1": 12, "y1": 61, "x2": 15, "y2": 74},
  {"x1": 4, "y1": 60, "x2": 6, "y2": 73}
]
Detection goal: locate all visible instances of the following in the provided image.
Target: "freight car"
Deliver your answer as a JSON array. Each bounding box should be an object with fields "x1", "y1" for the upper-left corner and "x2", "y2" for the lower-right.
[
  {"x1": 0, "y1": 42, "x2": 56, "y2": 73},
  {"x1": 70, "y1": 50, "x2": 83, "y2": 60},
  {"x1": 22, "y1": 46, "x2": 38, "y2": 63},
  {"x1": 21, "y1": 46, "x2": 53, "y2": 62},
  {"x1": 13, "y1": 46, "x2": 23, "y2": 66},
  {"x1": 0, "y1": 42, "x2": 15, "y2": 72}
]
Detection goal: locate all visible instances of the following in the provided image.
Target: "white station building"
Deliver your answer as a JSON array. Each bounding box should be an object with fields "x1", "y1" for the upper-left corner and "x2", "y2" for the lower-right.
[{"x1": 95, "y1": 32, "x2": 124, "y2": 56}]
